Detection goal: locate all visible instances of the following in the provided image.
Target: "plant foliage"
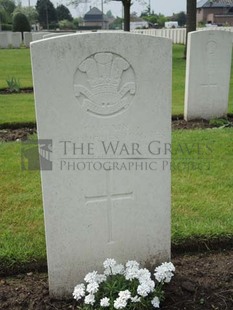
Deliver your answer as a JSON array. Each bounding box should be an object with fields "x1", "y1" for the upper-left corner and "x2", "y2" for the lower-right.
[{"x1": 12, "y1": 12, "x2": 31, "y2": 34}]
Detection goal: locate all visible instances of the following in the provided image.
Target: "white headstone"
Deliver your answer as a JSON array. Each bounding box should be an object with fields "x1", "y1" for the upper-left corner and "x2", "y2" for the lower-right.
[
  {"x1": 11, "y1": 32, "x2": 22, "y2": 48},
  {"x1": 24, "y1": 32, "x2": 32, "y2": 47},
  {"x1": 43, "y1": 32, "x2": 70, "y2": 39},
  {"x1": 177, "y1": 29, "x2": 181, "y2": 44},
  {"x1": 182, "y1": 28, "x2": 186, "y2": 44},
  {"x1": 184, "y1": 30, "x2": 232, "y2": 120},
  {"x1": 174, "y1": 29, "x2": 178, "y2": 44},
  {"x1": 31, "y1": 33, "x2": 171, "y2": 298},
  {"x1": 0, "y1": 32, "x2": 9, "y2": 48},
  {"x1": 32, "y1": 32, "x2": 48, "y2": 41}
]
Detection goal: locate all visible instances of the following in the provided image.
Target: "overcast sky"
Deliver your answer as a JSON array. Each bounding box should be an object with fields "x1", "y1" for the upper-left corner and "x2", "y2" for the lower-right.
[{"x1": 21, "y1": 0, "x2": 187, "y2": 18}]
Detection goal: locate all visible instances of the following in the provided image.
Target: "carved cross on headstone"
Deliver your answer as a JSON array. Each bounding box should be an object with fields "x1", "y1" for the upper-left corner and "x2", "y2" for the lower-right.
[{"x1": 85, "y1": 173, "x2": 133, "y2": 243}]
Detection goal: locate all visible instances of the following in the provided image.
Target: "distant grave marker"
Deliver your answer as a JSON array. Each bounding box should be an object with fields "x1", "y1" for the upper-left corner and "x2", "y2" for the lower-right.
[{"x1": 184, "y1": 30, "x2": 232, "y2": 120}]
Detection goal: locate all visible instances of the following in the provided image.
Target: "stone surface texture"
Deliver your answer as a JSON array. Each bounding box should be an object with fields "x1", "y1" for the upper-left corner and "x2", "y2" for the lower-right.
[
  {"x1": 31, "y1": 33, "x2": 172, "y2": 298},
  {"x1": 24, "y1": 32, "x2": 32, "y2": 47},
  {"x1": 11, "y1": 32, "x2": 22, "y2": 48}
]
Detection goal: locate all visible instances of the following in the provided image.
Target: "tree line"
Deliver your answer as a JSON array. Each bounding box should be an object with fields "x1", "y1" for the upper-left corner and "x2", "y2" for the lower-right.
[
  {"x1": 0, "y1": 0, "x2": 195, "y2": 40},
  {"x1": 0, "y1": 0, "x2": 75, "y2": 31}
]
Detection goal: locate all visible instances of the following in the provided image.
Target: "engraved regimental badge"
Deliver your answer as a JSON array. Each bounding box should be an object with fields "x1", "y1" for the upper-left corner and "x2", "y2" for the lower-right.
[{"x1": 73, "y1": 52, "x2": 136, "y2": 117}]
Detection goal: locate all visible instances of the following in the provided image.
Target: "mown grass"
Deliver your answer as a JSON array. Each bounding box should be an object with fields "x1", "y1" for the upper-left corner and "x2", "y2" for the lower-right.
[
  {"x1": 0, "y1": 129, "x2": 233, "y2": 268},
  {"x1": 0, "y1": 141, "x2": 45, "y2": 267},
  {"x1": 0, "y1": 94, "x2": 35, "y2": 124},
  {"x1": 0, "y1": 49, "x2": 32, "y2": 89},
  {"x1": 228, "y1": 46, "x2": 233, "y2": 113},
  {"x1": 172, "y1": 129, "x2": 233, "y2": 241},
  {"x1": 0, "y1": 45, "x2": 233, "y2": 270},
  {"x1": 172, "y1": 45, "x2": 186, "y2": 115},
  {"x1": 0, "y1": 45, "x2": 232, "y2": 123}
]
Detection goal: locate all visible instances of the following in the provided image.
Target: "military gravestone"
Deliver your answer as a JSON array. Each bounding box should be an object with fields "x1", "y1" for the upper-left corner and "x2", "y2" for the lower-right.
[
  {"x1": 184, "y1": 30, "x2": 232, "y2": 120},
  {"x1": 31, "y1": 33, "x2": 172, "y2": 297}
]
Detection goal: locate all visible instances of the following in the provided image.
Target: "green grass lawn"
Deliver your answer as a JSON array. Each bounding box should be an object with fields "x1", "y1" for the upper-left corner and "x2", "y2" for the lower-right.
[
  {"x1": 0, "y1": 45, "x2": 232, "y2": 124},
  {"x1": 0, "y1": 129, "x2": 233, "y2": 269},
  {"x1": 0, "y1": 49, "x2": 32, "y2": 89},
  {"x1": 0, "y1": 45, "x2": 233, "y2": 270},
  {"x1": 0, "y1": 94, "x2": 35, "y2": 124},
  {"x1": 172, "y1": 45, "x2": 186, "y2": 115},
  {"x1": 0, "y1": 139, "x2": 45, "y2": 267},
  {"x1": 172, "y1": 129, "x2": 233, "y2": 241}
]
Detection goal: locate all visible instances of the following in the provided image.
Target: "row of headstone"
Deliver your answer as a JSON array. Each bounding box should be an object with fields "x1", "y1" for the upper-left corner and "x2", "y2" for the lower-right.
[
  {"x1": 2, "y1": 27, "x2": 233, "y2": 48},
  {"x1": 0, "y1": 31, "x2": 75, "y2": 48},
  {"x1": 0, "y1": 31, "x2": 22, "y2": 48},
  {"x1": 43, "y1": 32, "x2": 71, "y2": 39},
  {"x1": 24, "y1": 32, "x2": 32, "y2": 47},
  {"x1": 184, "y1": 30, "x2": 232, "y2": 120},
  {"x1": 132, "y1": 28, "x2": 187, "y2": 44},
  {"x1": 132, "y1": 26, "x2": 233, "y2": 44},
  {"x1": 198, "y1": 26, "x2": 233, "y2": 32},
  {"x1": 30, "y1": 32, "x2": 172, "y2": 297}
]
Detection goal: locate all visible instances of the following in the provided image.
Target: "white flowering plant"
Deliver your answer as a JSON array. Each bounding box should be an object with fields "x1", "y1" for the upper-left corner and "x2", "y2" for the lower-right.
[{"x1": 73, "y1": 258, "x2": 175, "y2": 309}]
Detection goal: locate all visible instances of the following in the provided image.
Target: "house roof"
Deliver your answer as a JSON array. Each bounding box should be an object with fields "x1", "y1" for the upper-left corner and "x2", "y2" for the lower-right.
[
  {"x1": 197, "y1": 0, "x2": 233, "y2": 8},
  {"x1": 85, "y1": 7, "x2": 103, "y2": 16},
  {"x1": 84, "y1": 7, "x2": 110, "y2": 23}
]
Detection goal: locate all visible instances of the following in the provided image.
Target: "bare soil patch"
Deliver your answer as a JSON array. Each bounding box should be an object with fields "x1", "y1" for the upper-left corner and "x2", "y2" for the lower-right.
[
  {"x1": 0, "y1": 88, "x2": 33, "y2": 95},
  {"x1": 1, "y1": 116, "x2": 233, "y2": 143},
  {"x1": 1, "y1": 96, "x2": 232, "y2": 308},
  {"x1": 0, "y1": 128, "x2": 36, "y2": 142},
  {"x1": 0, "y1": 250, "x2": 232, "y2": 310}
]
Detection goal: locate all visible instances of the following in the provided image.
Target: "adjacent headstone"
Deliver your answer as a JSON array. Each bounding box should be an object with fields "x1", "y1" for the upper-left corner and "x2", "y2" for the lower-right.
[
  {"x1": 0, "y1": 32, "x2": 9, "y2": 48},
  {"x1": 31, "y1": 32, "x2": 171, "y2": 298},
  {"x1": 24, "y1": 32, "x2": 32, "y2": 47},
  {"x1": 11, "y1": 32, "x2": 22, "y2": 48},
  {"x1": 182, "y1": 28, "x2": 186, "y2": 44},
  {"x1": 32, "y1": 32, "x2": 47, "y2": 41},
  {"x1": 184, "y1": 30, "x2": 232, "y2": 120},
  {"x1": 43, "y1": 33, "x2": 71, "y2": 39}
]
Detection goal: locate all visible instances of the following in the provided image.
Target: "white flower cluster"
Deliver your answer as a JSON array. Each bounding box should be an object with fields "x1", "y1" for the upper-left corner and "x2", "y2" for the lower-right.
[
  {"x1": 154, "y1": 262, "x2": 175, "y2": 283},
  {"x1": 73, "y1": 258, "x2": 175, "y2": 309},
  {"x1": 114, "y1": 290, "x2": 131, "y2": 309},
  {"x1": 103, "y1": 258, "x2": 125, "y2": 276}
]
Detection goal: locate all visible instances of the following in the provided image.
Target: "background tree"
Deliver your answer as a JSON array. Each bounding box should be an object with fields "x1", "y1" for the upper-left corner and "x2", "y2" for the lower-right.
[
  {"x1": 109, "y1": 16, "x2": 123, "y2": 29},
  {"x1": 0, "y1": 5, "x2": 8, "y2": 26},
  {"x1": 0, "y1": 0, "x2": 16, "y2": 23},
  {"x1": 67, "y1": 0, "x2": 144, "y2": 31},
  {"x1": 73, "y1": 16, "x2": 82, "y2": 28},
  {"x1": 185, "y1": 0, "x2": 196, "y2": 57},
  {"x1": 170, "y1": 11, "x2": 186, "y2": 27},
  {"x1": 36, "y1": 0, "x2": 57, "y2": 29},
  {"x1": 58, "y1": 19, "x2": 74, "y2": 29},
  {"x1": 56, "y1": 4, "x2": 73, "y2": 22},
  {"x1": 12, "y1": 12, "x2": 30, "y2": 40},
  {"x1": 111, "y1": 0, "x2": 147, "y2": 31},
  {"x1": 141, "y1": 11, "x2": 167, "y2": 28},
  {"x1": 106, "y1": 9, "x2": 114, "y2": 18},
  {"x1": 177, "y1": 11, "x2": 186, "y2": 27},
  {"x1": 111, "y1": 0, "x2": 131, "y2": 31},
  {"x1": 13, "y1": 6, "x2": 38, "y2": 25}
]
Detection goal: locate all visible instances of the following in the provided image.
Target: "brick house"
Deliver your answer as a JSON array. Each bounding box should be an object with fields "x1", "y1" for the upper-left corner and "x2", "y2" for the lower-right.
[
  {"x1": 82, "y1": 7, "x2": 110, "y2": 30},
  {"x1": 197, "y1": 0, "x2": 233, "y2": 25}
]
